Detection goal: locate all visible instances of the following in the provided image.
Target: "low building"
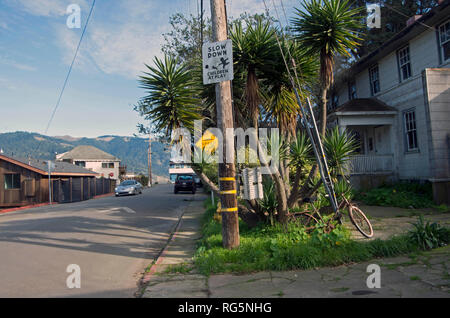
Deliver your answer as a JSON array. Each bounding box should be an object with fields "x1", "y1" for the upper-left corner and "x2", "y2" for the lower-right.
[
  {"x1": 169, "y1": 160, "x2": 195, "y2": 183},
  {"x1": 0, "y1": 154, "x2": 106, "y2": 208},
  {"x1": 329, "y1": 0, "x2": 450, "y2": 204},
  {"x1": 56, "y1": 145, "x2": 121, "y2": 180}
]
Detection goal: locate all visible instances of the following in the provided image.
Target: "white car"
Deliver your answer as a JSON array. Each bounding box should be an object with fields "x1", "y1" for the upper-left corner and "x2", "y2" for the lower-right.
[{"x1": 115, "y1": 180, "x2": 143, "y2": 196}]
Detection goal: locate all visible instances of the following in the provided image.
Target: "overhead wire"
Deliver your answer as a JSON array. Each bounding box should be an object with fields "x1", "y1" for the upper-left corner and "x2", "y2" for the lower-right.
[{"x1": 34, "y1": 0, "x2": 96, "y2": 155}]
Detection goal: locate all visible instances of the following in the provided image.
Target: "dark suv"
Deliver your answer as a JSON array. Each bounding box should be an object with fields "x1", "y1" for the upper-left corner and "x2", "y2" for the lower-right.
[{"x1": 174, "y1": 174, "x2": 196, "y2": 194}]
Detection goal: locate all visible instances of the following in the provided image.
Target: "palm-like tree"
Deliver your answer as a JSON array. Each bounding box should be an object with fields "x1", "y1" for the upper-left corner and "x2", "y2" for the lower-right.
[
  {"x1": 291, "y1": 0, "x2": 363, "y2": 136},
  {"x1": 262, "y1": 39, "x2": 319, "y2": 138},
  {"x1": 138, "y1": 55, "x2": 202, "y2": 136},
  {"x1": 230, "y1": 17, "x2": 278, "y2": 129}
]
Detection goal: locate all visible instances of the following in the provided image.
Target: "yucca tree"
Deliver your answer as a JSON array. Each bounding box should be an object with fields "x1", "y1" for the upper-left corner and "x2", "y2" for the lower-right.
[
  {"x1": 291, "y1": 0, "x2": 363, "y2": 136},
  {"x1": 138, "y1": 55, "x2": 202, "y2": 136},
  {"x1": 230, "y1": 17, "x2": 278, "y2": 130},
  {"x1": 323, "y1": 126, "x2": 357, "y2": 178},
  {"x1": 262, "y1": 39, "x2": 319, "y2": 138}
]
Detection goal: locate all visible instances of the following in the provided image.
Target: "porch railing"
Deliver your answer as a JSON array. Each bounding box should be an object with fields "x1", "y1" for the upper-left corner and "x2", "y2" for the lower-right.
[{"x1": 349, "y1": 155, "x2": 394, "y2": 174}]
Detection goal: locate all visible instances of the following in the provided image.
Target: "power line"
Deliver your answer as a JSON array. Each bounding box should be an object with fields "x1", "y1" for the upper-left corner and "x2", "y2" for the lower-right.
[
  {"x1": 45, "y1": 0, "x2": 96, "y2": 135},
  {"x1": 35, "y1": 0, "x2": 96, "y2": 155}
]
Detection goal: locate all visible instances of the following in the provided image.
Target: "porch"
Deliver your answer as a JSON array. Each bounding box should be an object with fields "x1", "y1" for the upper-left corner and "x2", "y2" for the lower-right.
[
  {"x1": 350, "y1": 154, "x2": 394, "y2": 174},
  {"x1": 328, "y1": 98, "x2": 398, "y2": 178}
]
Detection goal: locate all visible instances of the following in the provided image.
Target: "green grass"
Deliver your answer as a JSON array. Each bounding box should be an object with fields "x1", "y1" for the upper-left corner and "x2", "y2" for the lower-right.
[
  {"x1": 163, "y1": 263, "x2": 193, "y2": 274},
  {"x1": 193, "y1": 199, "x2": 450, "y2": 276}
]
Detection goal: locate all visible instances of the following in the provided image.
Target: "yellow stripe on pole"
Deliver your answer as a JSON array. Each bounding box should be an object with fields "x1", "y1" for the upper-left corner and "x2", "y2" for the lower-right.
[
  {"x1": 220, "y1": 190, "x2": 237, "y2": 195},
  {"x1": 218, "y1": 207, "x2": 238, "y2": 213},
  {"x1": 219, "y1": 177, "x2": 235, "y2": 181}
]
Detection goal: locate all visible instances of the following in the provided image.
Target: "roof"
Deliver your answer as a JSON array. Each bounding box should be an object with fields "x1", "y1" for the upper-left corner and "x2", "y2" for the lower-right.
[
  {"x1": 58, "y1": 145, "x2": 120, "y2": 161},
  {"x1": 345, "y1": 0, "x2": 450, "y2": 77},
  {"x1": 0, "y1": 154, "x2": 98, "y2": 177},
  {"x1": 331, "y1": 98, "x2": 397, "y2": 114}
]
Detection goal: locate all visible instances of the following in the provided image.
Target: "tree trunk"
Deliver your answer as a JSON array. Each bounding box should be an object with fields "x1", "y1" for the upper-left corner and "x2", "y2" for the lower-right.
[
  {"x1": 256, "y1": 139, "x2": 289, "y2": 224},
  {"x1": 246, "y1": 67, "x2": 259, "y2": 130},
  {"x1": 191, "y1": 165, "x2": 220, "y2": 196}
]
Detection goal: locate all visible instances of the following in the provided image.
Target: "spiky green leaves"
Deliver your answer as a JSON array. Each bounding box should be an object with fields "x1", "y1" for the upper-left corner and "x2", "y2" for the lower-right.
[{"x1": 139, "y1": 55, "x2": 202, "y2": 135}]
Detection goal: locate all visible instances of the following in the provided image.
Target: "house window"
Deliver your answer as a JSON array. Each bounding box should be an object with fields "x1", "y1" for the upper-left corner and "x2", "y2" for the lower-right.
[
  {"x1": 397, "y1": 46, "x2": 412, "y2": 81},
  {"x1": 351, "y1": 130, "x2": 365, "y2": 154},
  {"x1": 369, "y1": 65, "x2": 380, "y2": 95},
  {"x1": 348, "y1": 81, "x2": 357, "y2": 100},
  {"x1": 439, "y1": 20, "x2": 450, "y2": 62},
  {"x1": 331, "y1": 93, "x2": 339, "y2": 109},
  {"x1": 4, "y1": 174, "x2": 21, "y2": 190},
  {"x1": 102, "y1": 162, "x2": 114, "y2": 168},
  {"x1": 328, "y1": 92, "x2": 339, "y2": 110},
  {"x1": 75, "y1": 161, "x2": 86, "y2": 167},
  {"x1": 404, "y1": 109, "x2": 418, "y2": 151}
]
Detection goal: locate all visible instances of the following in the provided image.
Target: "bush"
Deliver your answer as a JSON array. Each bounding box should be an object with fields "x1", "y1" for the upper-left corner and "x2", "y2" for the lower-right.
[
  {"x1": 194, "y1": 200, "x2": 450, "y2": 275},
  {"x1": 408, "y1": 215, "x2": 450, "y2": 250},
  {"x1": 194, "y1": 198, "x2": 450, "y2": 275},
  {"x1": 355, "y1": 182, "x2": 434, "y2": 209}
]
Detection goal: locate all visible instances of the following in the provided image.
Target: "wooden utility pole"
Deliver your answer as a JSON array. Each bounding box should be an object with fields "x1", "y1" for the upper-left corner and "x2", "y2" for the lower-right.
[
  {"x1": 210, "y1": 0, "x2": 239, "y2": 249},
  {"x1": 148, "y1": 133, "x2": 153, "y2": 187}
]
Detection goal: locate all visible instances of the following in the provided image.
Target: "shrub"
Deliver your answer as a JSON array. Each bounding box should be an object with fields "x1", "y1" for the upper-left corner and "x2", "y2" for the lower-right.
[
  {"x1": 355, "y1": 182, "x2": 434, "y2": 209},
  {"x1": 195, "y1": 199, "x2": 449, "y2": 275},
  {"x1": 408, "y1": 215, "x2": 450, "y2": 250}
]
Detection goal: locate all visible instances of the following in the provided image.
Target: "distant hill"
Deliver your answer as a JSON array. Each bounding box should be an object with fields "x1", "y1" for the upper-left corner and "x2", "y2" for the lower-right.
[{"x1": 0, "y1": 131, "x2": 170, "y2": 177}]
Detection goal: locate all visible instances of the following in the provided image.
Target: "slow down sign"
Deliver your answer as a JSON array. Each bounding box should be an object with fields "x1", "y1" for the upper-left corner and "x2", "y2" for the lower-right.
[{"x1": 202, "y1": 39, "x2": 234, "y2": 85}]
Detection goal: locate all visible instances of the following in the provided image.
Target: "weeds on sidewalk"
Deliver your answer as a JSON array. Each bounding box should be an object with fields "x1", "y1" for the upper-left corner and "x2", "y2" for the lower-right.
[{"x1": 194, "y1": 199, "x2": 450, "y2": 275}]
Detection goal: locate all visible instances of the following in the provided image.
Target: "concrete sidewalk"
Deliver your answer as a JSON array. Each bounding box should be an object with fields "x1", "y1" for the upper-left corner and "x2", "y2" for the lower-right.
[
  {"x1": 141, "y1": 196, "x2": 209, "y2": 298},
  {"x1": 141, "y1": 201, "x2": 450, "y2": 298}
]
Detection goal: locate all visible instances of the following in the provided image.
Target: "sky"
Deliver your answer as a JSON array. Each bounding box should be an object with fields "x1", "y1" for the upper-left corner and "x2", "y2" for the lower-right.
[{"x1": 0, "y1": 0, "x2": 300, "y2": 138}]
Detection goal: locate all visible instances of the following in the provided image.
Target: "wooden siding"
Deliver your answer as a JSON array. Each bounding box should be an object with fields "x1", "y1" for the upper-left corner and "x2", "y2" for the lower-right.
[{"x1": 0, "y1": 159, "x2": 43, "y2": 207}]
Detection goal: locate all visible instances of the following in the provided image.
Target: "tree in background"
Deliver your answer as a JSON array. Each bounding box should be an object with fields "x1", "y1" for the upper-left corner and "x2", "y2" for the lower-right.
[
  {"x1": 138, "y1": 55, "x2": 202, "y2": 136},
  {"x1": 230, "y1": 17, "x2": 278, "y2": 130},
  {"x1": 136, "y1": 4, "x2": 360, "y2": 227},
  {"x1": 291, "y1": 0, "x2": 364, "y2": 136},
  {"x1": 351, "y1": 0, "x2": 440, "y2": 58}
]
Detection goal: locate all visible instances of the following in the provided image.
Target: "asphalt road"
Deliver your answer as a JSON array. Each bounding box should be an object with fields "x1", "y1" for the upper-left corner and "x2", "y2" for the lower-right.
[{"x1": 0, "y1": 184, "x2": 200, "y2": 298}]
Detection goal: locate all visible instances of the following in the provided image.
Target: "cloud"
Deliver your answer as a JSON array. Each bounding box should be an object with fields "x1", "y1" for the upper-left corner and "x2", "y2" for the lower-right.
[
  {"x1": 8, "y1": 0, "x2": 89, "y2": 17},
  {"x1": 87, "y1": 23, "x2": 165, "y2": 78},
  {"x1": 0, "y1": 56, "x2": 37, "y2": 71},
  {"x1": 0, "y1": 21, "x2": 8, "y2": 30},
  {"x1": 55, "y1": 18, "x2": 166, "y2": 79}
]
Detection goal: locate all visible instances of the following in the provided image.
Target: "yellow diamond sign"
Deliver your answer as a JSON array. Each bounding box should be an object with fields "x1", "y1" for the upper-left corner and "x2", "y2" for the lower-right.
[{"x1": 196, "y1": 130, "x2": 219, "y2": 154}]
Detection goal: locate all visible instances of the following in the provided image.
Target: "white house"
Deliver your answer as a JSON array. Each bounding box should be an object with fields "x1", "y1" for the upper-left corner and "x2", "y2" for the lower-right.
[
  {"x1": 329, "y1": 0, "x2": 450, "y2": 204},
  {"x1": 56, "y1": 145, "x2": 121, "y2": 180}
]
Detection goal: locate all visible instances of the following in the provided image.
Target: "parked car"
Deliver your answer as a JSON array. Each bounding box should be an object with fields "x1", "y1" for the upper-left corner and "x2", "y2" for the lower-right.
[
  {"x1": 194, "y1": 176, "x2": 203, "y2": 187},
  {"x1": 174, "y1": 174, "x2": 196, "y2": 194},
  {"x1": 115, "y1": 180, "x2": 143, "y2": 196}
]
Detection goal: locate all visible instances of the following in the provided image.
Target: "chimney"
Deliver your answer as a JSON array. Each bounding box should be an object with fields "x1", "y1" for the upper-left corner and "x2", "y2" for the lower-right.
[{"x1": 407, "y1": 15, "x2": 422, "y2": 27}]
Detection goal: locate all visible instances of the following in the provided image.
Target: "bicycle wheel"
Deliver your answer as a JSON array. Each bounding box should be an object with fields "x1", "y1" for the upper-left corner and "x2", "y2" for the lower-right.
[
  {"x1": 291, "y1": 212, "x2": 319, "y2": 228},
  {"x1": 349, "y1": 205, "x2": 374, "y2": 238}
]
